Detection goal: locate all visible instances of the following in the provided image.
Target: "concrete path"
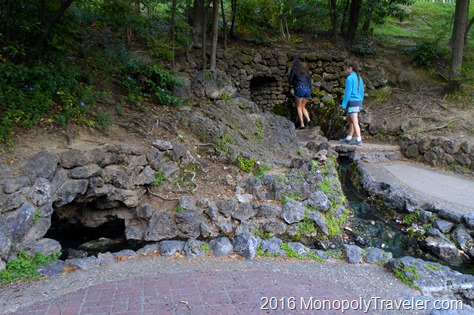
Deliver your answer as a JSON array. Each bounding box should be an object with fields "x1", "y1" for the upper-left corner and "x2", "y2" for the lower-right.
[
  {"x1": 298, "y1": 128, "x2": 474, "y2": 214},
  {"x1": 383, "y1": 162, "x2": 474, "y2": 210}
]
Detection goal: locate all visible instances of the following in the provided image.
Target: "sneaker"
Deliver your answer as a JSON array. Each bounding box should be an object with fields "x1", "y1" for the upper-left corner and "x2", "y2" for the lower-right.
[
  {"x1": 297, "y1": 126, "x2": 306, "y2": 130},
  {"x1": 338, "y1": 138, "x2": 351, "y2": 143},
  {"x1": 308, "y1": 120, "x2": 315, "y2": 129},
  {"x1": 350, "y1": 140, "x2": 362, "y2": 146}
]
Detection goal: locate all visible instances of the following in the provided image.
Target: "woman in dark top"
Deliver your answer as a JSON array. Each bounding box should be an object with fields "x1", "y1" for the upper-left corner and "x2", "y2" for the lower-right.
[{"x1": 288, "y1": 59, "x2": 313, "y2": 130}]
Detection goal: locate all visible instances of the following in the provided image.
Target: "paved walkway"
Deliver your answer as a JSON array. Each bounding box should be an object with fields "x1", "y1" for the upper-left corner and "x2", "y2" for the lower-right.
[
  {"x1": 13, "y1": 270, "x2": 368, "y2": 315},
  {"x1": 2, "y1": 258, "x2": 422, "y2": 315}
]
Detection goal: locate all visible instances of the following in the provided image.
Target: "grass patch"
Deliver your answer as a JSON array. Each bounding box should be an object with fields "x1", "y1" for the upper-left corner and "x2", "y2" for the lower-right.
[
  {"x1": 152, "y1": 171, "x2": 166, "y2": 186},
  {"x1": 392, "y1": 261, "x2": 421, "y2": 290},
  {"x1": 280, "y1": 243, "x2": 325, "y2": 262}
]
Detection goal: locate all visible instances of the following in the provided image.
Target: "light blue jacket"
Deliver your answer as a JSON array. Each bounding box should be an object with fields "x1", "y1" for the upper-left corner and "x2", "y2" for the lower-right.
[{"x1": 341, "y1": 72, "x2": 364, "y2": 110}]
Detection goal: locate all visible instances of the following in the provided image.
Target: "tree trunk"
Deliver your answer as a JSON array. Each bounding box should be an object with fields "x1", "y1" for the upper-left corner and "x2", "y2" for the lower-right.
[
  {"x1": 329, "y1": 0, "x2": 338, "y2": 40},
  {"x1": 346, "y1": 0, "x2": 362, "y2": 56},
  {"x1": 4, "y1": 0, "x2": 12, "y2": 48},
  {"x1": 449, "y1": 0, "x2": 469, "y2": 81},
  {"x1": 201, "y1": 0, "x2": 210, "y2": 69},
  {"x1": 463, "y1": 7, "x2": 473, "y2": 57},
  {"x1": 192, "y1": 0, "x2": 204, "y2": 48},
  {"x1": 220, "y1": 0, "x2": 227, "y2": 50},
  {"x1": 340, "y1": 0, "x2": 351, "y2": 36},
  {"x1": 230, "y1": 0, "x2": 237, "y2": 38},
  {"x1": 210, "y1": 0, "x2": 219, "y2": 71},
  {"x1": 27, "y1": 0, "x2": 74, "y2": 64},
  {"x1": 171, "y1": 0, "x2": 177, "y2": 67}
]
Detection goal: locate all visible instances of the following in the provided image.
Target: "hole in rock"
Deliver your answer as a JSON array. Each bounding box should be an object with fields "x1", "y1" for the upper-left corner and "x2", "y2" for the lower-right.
[{"x1": 45, "y1": 208, "x2": 140, "y2": 260}]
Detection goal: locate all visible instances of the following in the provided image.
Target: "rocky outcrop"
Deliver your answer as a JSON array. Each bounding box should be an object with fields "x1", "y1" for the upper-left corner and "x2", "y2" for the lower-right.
[
  {"x1": 0, "y1": 71, "x2": 350, "y2": 267},
  {"x1": 388, "y1": 256, "x2": 474, "y2": 307}
]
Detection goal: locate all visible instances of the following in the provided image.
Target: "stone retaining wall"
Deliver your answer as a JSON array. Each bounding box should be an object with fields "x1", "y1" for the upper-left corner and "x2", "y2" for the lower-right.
[
  {"x1": 400, "y1": 135, "x2": 474, "y2": 172},
  {"x1": 187, "y1": 49, "x2": 390, "y2": 112}
]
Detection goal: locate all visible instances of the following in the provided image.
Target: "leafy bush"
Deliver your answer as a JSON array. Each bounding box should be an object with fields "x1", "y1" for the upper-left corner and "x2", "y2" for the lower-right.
[
  {"x1": 0, "y1": 251, "x2": 60, "y2": 284},
  {"x1": 405, "y1": 41, "x2": 439, "y2": 67},
  {"x1": 237, "y1": 155, "x2": 257, "y2": 173}
]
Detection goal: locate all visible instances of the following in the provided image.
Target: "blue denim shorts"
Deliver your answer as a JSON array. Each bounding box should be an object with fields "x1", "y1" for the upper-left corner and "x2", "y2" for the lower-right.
[
  {"x1": 294, "y1": 87, "x2": 311, "y2": 99},
  {"x1": 347, "y1": 101, "x2": 362, "y2": 114}
]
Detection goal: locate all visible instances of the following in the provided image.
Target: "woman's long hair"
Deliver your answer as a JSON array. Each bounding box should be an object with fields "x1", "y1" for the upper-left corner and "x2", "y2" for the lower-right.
[
  {"x1": 347, "y1": 61, "x2": 361, "y2": 92},
  {"x1": 292, "y1": 59, "x2": 310, "y2": 78}
]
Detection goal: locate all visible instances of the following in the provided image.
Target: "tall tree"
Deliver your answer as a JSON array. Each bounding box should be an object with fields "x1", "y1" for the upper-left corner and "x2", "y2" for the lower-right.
[
  {"x1": 329, "y1": 0, "x2": 338, "y2": 40},
  {"x1": 192, "y1": 0, "x2": 204, "y2": 48},
  {"x1": 220, "y1": 0, "x2": 227, "y2": 50},
  {"x1": 346, "y1": 0, "x2": 363, "y2": 55},
  {"x1": 210, "y1": 0, "x2": 219, "y2": 70},
  {"x1": 449, "y1": 0, "x2": 469, "y2": 82},
  {"x1": 28, "y1": 0, "x2": 75, "y2": 63},
  {"x1": 229, "y1": 0, "x2": 237, "y2": 38}
]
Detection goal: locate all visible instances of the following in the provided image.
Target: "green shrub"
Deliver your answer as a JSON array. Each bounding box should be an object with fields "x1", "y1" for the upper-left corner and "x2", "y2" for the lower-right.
[
  {"x1": 405, "y1": 42, "x2": 439, "y2": 67},
  {"x1": 0, "y1": 251, "x2": 60, "y2": 284},
  {"x1": 237, "y1": 155, "x2": 257, "y2": 173},
  {"x1": 152, "y1": 171, "x2": 166, "y2": 186}
]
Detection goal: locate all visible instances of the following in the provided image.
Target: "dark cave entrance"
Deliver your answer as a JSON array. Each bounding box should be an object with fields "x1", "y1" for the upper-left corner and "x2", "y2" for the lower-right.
[
  {"x1": 249, "y1": 75, "x2": 282, "y2": 111},
  {"x1": 44, "y1": 205, "x2": 141, "y2": 260}
]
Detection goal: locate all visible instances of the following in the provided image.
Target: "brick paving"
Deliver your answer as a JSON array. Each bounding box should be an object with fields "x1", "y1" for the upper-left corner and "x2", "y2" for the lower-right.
[{"x1": 14, "y1": 270, "x2": 370, "y2": 315}]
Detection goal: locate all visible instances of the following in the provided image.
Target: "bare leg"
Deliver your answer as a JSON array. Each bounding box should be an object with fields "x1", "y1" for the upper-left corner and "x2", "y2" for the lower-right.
[
  {"x1": 349, "y1": 113, "x2": 361, "y2": 137},
  {"x1": 346, "y1": 114, "x2": 354, "y2": 137},
  {"x1": 301, "y1": 99, "x2": 310, "y2": 122},
  {"x1": 296, "y1": 98, "x2": 305, "y2": 127}
]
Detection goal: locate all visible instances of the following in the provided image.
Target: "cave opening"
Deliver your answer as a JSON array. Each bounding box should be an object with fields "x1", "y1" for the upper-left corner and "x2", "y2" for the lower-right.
[{"x1": 44, "y1": 206, "x2": 141, "y2": 260}]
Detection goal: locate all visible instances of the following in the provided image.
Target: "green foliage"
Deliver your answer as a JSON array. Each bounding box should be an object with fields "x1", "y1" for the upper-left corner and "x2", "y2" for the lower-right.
[
  {"x1": 280, "y1": 243, "x2": 325, "y2": 262},
  {"x1": 0, "y1": 0, "x2": 185, "y2": 149},
  {"x1": 322, "y1": 97, "x2": 336, "y2": 106},
  {"x1": 424, "y1": 263, "x2": 441, "y2": 271},
  {"x1": 279, "y1": 192, "x2": 302, "y2": 204},
  {"x1": 254, "y1": 164, "x2": 272, "y2": 179},
  {"x1": 324, "y1": 208, "x2": 350, "y2": 237},
  {"x1": 95, "y1": 107, "x2": 111, "y2": 135},
  {"x1": 175, "y1": 206, "x2": 186, "y2": 213},
  {"x1": 368, "y1": 88, "x2": 390, "y2": 104},
  {"x1": 352, "y1": 44, "x2": 376, "y2": 56},
  {"x1": 402, "y1": 210, "x2": 420, "y2": 225},
  {"x1": 152, "y1": 171, "x2": 166, "y2": 186},
  {"x1": 32, "y1": 209, "x2": 41, "y2": 224},
  {"x1": 392, "y1": 261, "x2": 420, "y2": 290},
  {"x1": 237, "y1": 155, "x2": 257, "y2": 173},
  {"x1": 199, "y1": 243, "x2": 210, "y2": 254},
  {"x1": 213, "y1": 133, "x2": 232, "y2": 154},
  {"x1": 319, "y1": 179, "x2": 333, "y2": 195},
  {"x1": 119, "y1": 62, "x2": 182, "y2": 107},
  {"x1": 297, "y1": 217, "x2": 318, "y2": 235},
  {"x1": 0, "y1": 251, "x2": 60, "y2": 284},
  {"x1": 405, "y1": 42, "x2": 439, "y2": 67}
]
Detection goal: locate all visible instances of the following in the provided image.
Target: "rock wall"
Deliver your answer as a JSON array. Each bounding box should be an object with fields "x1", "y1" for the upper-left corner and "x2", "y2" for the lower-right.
[
  {"x1": 400, "y1": 134, "x2": 474, "y2": 172},
  {"x1": 0, "y1": 72, "x2": 350, "y2": 267},
  {"x1": 0, "y1": 140, "x2": 347, "y2": 267},
  {"x1": 183, "y1": 49, "x2": 388, "y2": 112}
]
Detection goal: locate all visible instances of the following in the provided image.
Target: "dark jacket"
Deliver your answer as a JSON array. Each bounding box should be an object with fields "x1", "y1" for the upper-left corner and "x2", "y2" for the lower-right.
[{"x1": 288, "y1": 68, "x2": 312, "y2": 89}]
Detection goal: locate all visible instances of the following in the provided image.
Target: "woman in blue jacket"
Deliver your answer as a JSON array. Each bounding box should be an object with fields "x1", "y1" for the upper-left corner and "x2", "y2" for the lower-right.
[
  {"x1": 339, "y1": 61, "x2": 364, "y2": 145},
  {"x1": 288, "y1": 59, "x2": 313, "y2": 130}
]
